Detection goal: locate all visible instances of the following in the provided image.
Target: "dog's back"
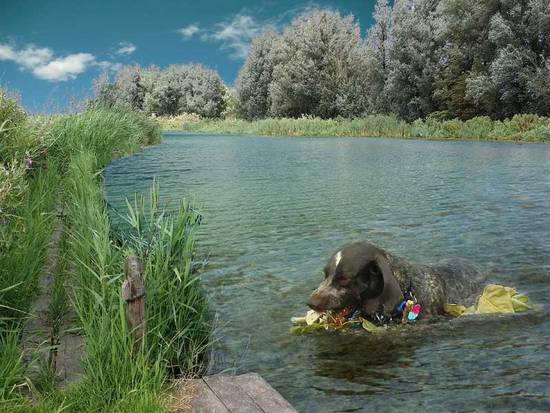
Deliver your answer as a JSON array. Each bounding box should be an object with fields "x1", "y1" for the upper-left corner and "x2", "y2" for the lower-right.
[{"x1": 385, "y1": 252, "x2": 485, "y2": 315}]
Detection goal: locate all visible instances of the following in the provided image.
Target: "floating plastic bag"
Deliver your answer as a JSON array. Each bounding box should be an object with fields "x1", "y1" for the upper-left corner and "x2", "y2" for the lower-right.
[{"x1": 444, "y1": 284, "x2": 530, "y2": 317}]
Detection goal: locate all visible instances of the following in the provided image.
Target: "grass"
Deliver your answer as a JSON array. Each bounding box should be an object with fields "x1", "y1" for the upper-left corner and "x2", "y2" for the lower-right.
[
  {"x1": 48, "y1": 108, "x2": 161, "y2": 170},
  {"x1": 158, "y1": 113, "x2": 550, "y2": 143},
  {"x1": 123, "y1": 181, "x2": 211, "y2": 376},
  {"x1": 1, "y1": 90, "x2": 212, "y2": 412},
  {"x1": 0, "y1": 165, "x2": 59, "y2": 412},
  {"x1": 61, "y1": 151, "x2": 165, "y2": 411}
]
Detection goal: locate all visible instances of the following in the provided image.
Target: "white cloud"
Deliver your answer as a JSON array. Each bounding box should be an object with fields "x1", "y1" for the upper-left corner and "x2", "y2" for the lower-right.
[
  {"x1": 95, "y1": 60, "x2": 122, "y2": 72},
  {"x1": 32, "y1": 53, "x2": 95, "y2": 81},
  {"x1": 116, "y1": 41, "x2": 136, "y2": 55},
  {"x1": 187, "y1": 6, "x2": 314, "y2": 60},
  {"x1": 0, "y1": 42, "x2": 110, "y2": 81},
  {"x1": 0, "y1": 44, "x2": 17, "y2": 60},
  {"x1": 209, "y1": 14, "x2": 261, "y2": 59},
  {"x1": 178, "y1": 23, "x2": 200, "y2": 39},
  {"x1": 0, "y1": 44, "x2": 54, "y2": 69}
]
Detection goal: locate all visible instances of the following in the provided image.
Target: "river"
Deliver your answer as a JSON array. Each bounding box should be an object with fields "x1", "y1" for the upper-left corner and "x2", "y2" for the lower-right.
[{"x1": 105, "y1": 134, "x2": 550, "y2": 412}]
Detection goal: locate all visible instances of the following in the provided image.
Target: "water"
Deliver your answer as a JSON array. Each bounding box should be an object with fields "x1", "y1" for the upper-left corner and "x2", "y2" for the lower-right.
[{"x1": 105, "y1": 134, "x2": 550, "y2": 412}]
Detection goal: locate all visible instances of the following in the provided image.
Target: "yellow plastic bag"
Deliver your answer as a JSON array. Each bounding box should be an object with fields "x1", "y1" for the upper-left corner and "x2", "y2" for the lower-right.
[
  {"x1": 444, "y1": 284, "x2": 530, "y2": 317},
  {"x1": 443, "y1": 303, "x2": 467, "y2": 317}
]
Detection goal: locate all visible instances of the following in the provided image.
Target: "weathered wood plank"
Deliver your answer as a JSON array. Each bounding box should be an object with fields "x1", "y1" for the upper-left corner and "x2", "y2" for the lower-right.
[
  {"x1": 204, "y1": 374, "x2": 264, "y2": 413},
  {"x1": 234, "y1": 373, "x2": 297, "y2": 413},
  {"x1": 122, "y1": 256, "x2": 146, "y2": 347},
  {"x1": 188, "y1": 379, "x2": 229, "y2": 413}
]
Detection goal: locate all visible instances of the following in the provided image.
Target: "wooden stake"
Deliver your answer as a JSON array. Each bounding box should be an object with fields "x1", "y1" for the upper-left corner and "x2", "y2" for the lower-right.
[{"x1": 122, "y1": 256, "x2": 145, "y2": 347}]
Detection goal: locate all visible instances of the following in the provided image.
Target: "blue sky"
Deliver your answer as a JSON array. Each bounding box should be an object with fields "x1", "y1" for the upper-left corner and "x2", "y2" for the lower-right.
[{"x1": 1, "y1": 0, "x2": 378, "y2": 112}]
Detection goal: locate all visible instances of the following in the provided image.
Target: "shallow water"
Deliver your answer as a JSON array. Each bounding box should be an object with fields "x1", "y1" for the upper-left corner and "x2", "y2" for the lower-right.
[{"x1": 105, "y1": 134, "x2": 550, "y2": 412}]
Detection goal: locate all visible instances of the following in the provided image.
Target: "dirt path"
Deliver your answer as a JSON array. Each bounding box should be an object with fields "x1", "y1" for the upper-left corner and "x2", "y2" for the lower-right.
[{"x1": 22, "y1": 204, "x2": 84, "y2": 389}]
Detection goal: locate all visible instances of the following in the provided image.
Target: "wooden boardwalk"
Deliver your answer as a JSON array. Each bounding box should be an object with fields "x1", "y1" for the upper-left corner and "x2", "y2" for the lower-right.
[{"x1": 186, "y1": 373, "x2": 297, "y2": 413}]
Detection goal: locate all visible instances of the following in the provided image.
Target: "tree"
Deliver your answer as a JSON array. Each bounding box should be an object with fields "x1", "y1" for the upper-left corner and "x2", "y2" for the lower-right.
[
  {"x1": 94, "y1": 64, "x2": 226, "y2": 117},
  {"x1": 114, "y1": 65, "x2": 145, "y2": 110},
  {"x1": 236, "y1": 30, "x2": 281, "y2": 119},
  {"x1": 175, "y1": 64, "x2": 225, "y2": 117},
  {"x1": 365, "y1": 0, "x2": 392, "y2": 113},
  {"x1": 268, "y1": 10, "x2": 369, "y2": 118},
  {"x1": 92, "y1": 71, "x2": 117, "y2": 109},
  {"x1": 385, "y1": 0, "x2": 440, "y2": 121}
]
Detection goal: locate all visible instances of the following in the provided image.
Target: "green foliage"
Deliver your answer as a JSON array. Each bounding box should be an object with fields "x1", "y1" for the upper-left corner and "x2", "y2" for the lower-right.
[
  {"x1": 159, "y1": 113, "x2": 550, "y2": 142},
  {"x1": 0, "y1": 90, "x2": 209, "y2": 411},
  {"x1": 94, "y1": 64, "x2": 226, "y2": 118},
  {"x1": 237, "y1": 10, "x2": 370, "y2": 119},
  {"x1": 59, "y1": 150, "x2": 162, "y2": 411},
  {"x1": 0, "y1": 330, "x2": 26, "y2": 406},
  {"x1": 0, "y1": 165, "x2": 58, "y2": 324},
  {"x1": 235, "y1": 1, "x2": 549, "y2": 122},
  {"x1": 221, "y1": 86, "x2": 239, "y2": 120},
  {"x1": 0, "y1": 90, "x2": 27, "y2": 161},
  {"x1": 123, "y1": 182, "x2": 212, "y2": 375},
  {"x1": 63, "y1": 154, "x2": 211, "y2": 411},
  {"x1": 48, "y1": 108, "x2": 160, "y2": 168}
]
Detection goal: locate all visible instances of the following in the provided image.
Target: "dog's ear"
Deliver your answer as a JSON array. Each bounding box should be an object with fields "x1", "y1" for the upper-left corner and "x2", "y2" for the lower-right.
[{"x1": 356, "y1": 255, "x2": 393, "y2": 298}]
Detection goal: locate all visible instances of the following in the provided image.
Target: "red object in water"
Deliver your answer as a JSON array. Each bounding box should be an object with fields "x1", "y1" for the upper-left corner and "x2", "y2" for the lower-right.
[{"x1": 337, "y1": 307, "x2": 350, "y2": 318}]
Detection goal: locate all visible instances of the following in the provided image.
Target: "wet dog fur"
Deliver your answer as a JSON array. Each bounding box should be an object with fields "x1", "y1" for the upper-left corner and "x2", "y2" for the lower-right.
[{"x1": 307, "y1": 240, "x2": 485, "y2": 319}]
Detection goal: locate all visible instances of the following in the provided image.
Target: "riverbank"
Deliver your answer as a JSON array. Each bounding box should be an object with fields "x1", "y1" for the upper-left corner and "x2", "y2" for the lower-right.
[
  {"x1": 158, "y1": 113, "x2": 550, "y2": 143},
  {"x1": 1, "y1": 90, "x2": 212, "y2": 412}
]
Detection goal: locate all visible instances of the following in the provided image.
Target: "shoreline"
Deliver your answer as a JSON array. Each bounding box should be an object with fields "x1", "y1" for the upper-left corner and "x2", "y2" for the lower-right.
[
  {"x1": 156, "y1": 114, "x2": 550, "y2": 144},
  {"x1": 160, "y1": 129, "x2": 543, "y2": 144}
]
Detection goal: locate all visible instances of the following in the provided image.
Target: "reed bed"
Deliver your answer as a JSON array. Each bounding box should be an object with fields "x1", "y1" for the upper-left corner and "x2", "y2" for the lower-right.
[
  {"x1": 159, "y1": 113, "x2": 550, "y2": 143},
  {"x1": 1, "y1": 90, "x2": 212, "y2": 412}
]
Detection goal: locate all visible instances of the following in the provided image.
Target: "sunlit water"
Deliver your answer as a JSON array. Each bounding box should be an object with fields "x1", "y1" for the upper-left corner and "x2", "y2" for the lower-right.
[{"x1": 105, "y1": 134, "x2": 550, "y2": 412}]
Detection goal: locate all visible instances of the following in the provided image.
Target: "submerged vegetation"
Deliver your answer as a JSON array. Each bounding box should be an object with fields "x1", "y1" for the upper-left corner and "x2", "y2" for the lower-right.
[
  {"x1": 0, "y1": 89, "x2": 213, "y2": 412},
  {"x1": 158, "y1": 113, "x2": 550, "y2": 143}
]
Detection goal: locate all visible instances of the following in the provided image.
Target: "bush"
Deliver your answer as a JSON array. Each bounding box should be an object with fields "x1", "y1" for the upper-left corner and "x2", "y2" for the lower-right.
[
  {"x1": 94, "y1": 64, "x2": 226, "y2": 118},
  {"x1": 48, "y1": 108, "x2": 160, "y2": 168},
  {"x1": 0, "y1": 90, "x2": 27, "y2": 161}
]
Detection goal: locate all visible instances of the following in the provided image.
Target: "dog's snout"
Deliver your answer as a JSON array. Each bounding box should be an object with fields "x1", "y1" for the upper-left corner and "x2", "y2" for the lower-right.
[{"x1": 307, "y1": 294, "x2": 327, "y2": 312}]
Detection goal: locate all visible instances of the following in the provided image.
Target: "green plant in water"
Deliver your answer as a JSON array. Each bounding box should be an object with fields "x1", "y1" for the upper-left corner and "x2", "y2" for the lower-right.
[{"x1": 123, "y1": 181, "x2": 212, "y2": 376}]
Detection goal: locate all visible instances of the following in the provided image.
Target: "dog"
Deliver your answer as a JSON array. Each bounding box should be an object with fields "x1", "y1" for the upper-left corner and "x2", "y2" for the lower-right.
[{"x1": 307, "y1": 241, "x2": 485, "y2": 322}]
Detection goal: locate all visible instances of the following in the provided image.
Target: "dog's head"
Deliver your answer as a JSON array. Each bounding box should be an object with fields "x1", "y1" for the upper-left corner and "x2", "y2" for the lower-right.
[{"x1": 307, "y1": 241, "x2": 403, "y2": 315}]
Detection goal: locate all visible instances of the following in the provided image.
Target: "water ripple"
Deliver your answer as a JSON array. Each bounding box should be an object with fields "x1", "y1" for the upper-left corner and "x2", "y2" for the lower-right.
[{"x1": 105, "y1": 135, "x2": 550, "y2": 412}]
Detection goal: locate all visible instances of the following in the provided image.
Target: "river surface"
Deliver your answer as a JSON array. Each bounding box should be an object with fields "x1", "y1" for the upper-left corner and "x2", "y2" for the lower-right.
[{"x1": 105, "y1": 134, "x2": 550, "y2": 412}]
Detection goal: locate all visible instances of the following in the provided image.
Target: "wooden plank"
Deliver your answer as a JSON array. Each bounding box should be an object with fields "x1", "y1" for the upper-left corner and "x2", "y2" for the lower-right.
[
  {"x1": 122, "y1": 256, "x2": 146, "y2": 347},
  {"x1": 234, "y1": 373, "x2": 298, "y2": 413},
  {"x1": 188, "y1": 379, "x2": 229, "y2": 413},
  {"x1": 204, "y1": 374, "x2": 263, "y2": 413}
]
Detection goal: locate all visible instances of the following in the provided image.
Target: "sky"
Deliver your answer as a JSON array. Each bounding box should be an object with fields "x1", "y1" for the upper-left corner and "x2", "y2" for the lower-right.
[{"x1": 1, "y1": 0, "x2": 378, "y2": 112}]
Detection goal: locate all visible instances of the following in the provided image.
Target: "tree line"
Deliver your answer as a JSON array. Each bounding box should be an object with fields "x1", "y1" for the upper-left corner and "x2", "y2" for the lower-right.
[{"x1": 94, "y1": 0, "x2": 550, "y2": 122}]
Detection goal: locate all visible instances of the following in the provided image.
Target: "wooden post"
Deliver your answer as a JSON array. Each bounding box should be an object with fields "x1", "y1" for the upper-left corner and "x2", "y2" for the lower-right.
[{"x1": 122, "y1": 256, "x2": 145, "y2": 348}]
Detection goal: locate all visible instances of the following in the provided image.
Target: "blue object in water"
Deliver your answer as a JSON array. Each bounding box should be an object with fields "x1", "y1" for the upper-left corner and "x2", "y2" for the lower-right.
[{"x1": 408, "y1": 311, "x2": 418, "y2": 321}]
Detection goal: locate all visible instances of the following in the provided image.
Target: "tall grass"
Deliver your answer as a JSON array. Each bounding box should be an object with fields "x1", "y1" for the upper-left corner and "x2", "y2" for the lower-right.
[
  {"x1": 159, "y1": 113, "x2": 550, "y2": 142},
  {"x1": 48, "y1": 108, "x2": 160, "y2": 169},
  {"x1": 0, "y1": 331, "x2": 26, "y2": 406},
  {"x1": 0, "y1": 165, "x2": 58, "y2": 324},
  {"x1": 0, "y1": 165, "x2": 58, "y2": 411},
  {"x1": 63, "y1": 152, "x2": 164, "y2": 410},
  {"x1": 62, "y1": 153, "x2": 211, "y2": 412},
  {"x1": 123, "y1": 182, "x2": 211, "y2": 375},
  {"x1": 1, "y1": 90, "x2": 210, "y2": 412}
]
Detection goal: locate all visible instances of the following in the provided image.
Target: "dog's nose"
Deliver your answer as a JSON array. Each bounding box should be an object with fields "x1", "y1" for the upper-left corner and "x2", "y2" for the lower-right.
[{"x1": 307, "y1": 295, "x2": 326, "y2": 312}]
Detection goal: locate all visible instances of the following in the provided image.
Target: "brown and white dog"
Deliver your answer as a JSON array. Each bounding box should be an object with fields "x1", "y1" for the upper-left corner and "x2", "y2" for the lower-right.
[{"x1": 307, "y1": 241, "x2": 485, "y2": 321}]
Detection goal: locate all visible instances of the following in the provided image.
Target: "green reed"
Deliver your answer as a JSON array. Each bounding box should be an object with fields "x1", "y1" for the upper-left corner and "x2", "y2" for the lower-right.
[
  {"x1": 1, "y1": 94, "x2": 210, "y2": 412},
  {"x1": 161, "y1": 113, "x2": 550, "y2": 142}
]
